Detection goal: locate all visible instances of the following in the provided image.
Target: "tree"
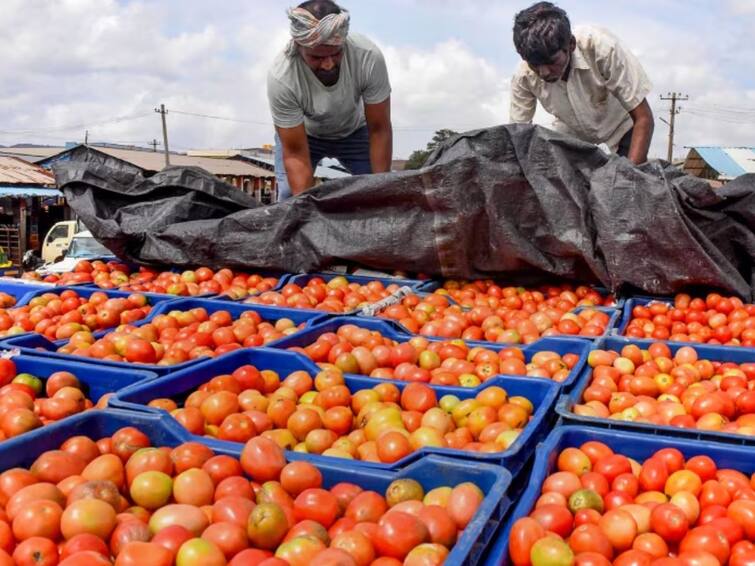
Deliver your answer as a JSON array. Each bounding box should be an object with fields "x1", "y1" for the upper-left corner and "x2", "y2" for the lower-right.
[{"x1": 404, "y1": 129, "x2": 459, "y2": 170}]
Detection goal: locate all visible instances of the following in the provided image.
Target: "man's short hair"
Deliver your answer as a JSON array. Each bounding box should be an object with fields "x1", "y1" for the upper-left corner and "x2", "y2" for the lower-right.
[
  {"x1": 298, "y1": 0, "x2": 342, "y2": 20},
  {"x1": 513, "y1": 2, "x2": 572, "y2": 65}
]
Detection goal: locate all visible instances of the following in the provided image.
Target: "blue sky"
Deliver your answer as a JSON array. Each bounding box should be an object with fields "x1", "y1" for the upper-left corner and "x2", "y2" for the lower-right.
[{"x1": 2, "y1": 0, "x2": 754, "y2": 159}]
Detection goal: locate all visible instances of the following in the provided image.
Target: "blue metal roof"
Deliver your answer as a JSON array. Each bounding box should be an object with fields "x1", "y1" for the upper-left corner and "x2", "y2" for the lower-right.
[
  {"x1": 691, "y1": 146, "x2": 755, "y2": 178},
  {"x1": 0, "y1": 186, "x2": 62, "y2": 197}
]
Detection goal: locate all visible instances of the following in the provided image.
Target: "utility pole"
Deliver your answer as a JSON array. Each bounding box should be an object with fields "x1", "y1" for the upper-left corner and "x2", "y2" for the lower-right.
[
  {"x1": 154, "y1": 104, "x2": 171, "y2": 166},
  {"x1": 149, "y1": 139, "x2": 160, "y2": 152},
  {"x1": 659, "y1": 92, "x2": 689, "y2": 162}
]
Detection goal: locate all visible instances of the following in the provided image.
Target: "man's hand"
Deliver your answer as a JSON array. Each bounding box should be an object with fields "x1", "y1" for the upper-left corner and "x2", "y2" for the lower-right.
[
  {"x1": 364, "y1": 97, "x2": 393, "y2": 173},
  {"x1": 627, "y1": 99, "x2": 654, "y2": 165},
  {"x1": 276, "y1": 125, "x2": 314, "y2": 195}
]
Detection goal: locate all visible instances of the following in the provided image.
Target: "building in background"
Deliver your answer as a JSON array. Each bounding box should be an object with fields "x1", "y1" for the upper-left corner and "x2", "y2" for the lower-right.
[
  {"x1": 682, "y1": 146, "x2": 755, "y2": 183},
  {"x1": 0, "y1": 156, "x2": 64, "y2": 266}
]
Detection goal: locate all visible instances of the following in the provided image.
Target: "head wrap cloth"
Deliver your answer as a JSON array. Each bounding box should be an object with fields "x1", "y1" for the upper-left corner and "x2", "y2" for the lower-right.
[{"x1": 286, "y1": 4, "x2": 350, "y2": 56}]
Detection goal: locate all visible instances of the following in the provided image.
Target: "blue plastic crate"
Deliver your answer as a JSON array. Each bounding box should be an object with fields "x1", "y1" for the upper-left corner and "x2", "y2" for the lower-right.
[
  {"x1": 0, "y1": 408, "x2": 511, "y2": 566},
  {"x1": 616, "y1": 295, "x2": 755, "y2": 348},
  {"x1": 556, "y1": 336, "x2": 755, "y2": 446},
  {"x1": 0, "y1": 298, "x2": 328, "y2": 375},
  {"x1": 416, "y1": 280, "x2": 624, "y2": 309},
  {"x1": 0, "y1": 286, "x2": 184, "y2": 348},
  {"x1": 111, "y1": 347, "x2": 559, "y2": 478},
  {"x1": 487, "y1": 425, "x2": 755, "y2": 566},
  {"x1": 271, "y1": 315, "x2": 591, "y2": 390},
  {"x1": 384, "y1": 305, "x2": 621, "y2": 346},
  {"x1": 0, "y1": 352, "x2": 157, "y2": 403},
  {"x1": 0, "y1": 279, "x2": 58, "y2": 306}
]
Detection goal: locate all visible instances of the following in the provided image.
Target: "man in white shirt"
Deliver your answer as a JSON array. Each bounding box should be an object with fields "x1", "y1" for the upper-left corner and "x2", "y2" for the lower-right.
[
  {"x1": 509, "y1": 2, "x2": 654, "y2": 164},
  {"x1": 267, "y1": 0, "x2": 393, "y2": 200}
]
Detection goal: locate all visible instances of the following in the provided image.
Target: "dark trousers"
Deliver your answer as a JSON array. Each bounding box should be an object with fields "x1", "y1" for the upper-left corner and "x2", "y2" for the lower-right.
[{"x1": 275, "y1": 126, "x2": 372, "y2": 201}]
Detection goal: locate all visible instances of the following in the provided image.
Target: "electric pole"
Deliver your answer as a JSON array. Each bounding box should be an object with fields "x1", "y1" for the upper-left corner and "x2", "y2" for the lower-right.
[
  {"x1": 155, "y1": 104, "x2": 171, "y2": 166},
  {"x1": 149, "y1": 139, "x2": 160, "y2": 152},
  {"x1": 659, "y1": 92, "x2": 689, "y2": 162}
]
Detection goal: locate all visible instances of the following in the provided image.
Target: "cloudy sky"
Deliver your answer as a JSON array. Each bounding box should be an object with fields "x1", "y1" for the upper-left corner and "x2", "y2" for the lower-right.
[{"x1": 2, "y1": 0, "x2": 754, "y2": 160}]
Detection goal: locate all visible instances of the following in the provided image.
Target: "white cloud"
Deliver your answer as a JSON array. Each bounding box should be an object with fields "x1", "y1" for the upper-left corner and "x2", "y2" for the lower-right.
[{"x1": 1, "y1": 0, "x2": 753, "y2": 163}]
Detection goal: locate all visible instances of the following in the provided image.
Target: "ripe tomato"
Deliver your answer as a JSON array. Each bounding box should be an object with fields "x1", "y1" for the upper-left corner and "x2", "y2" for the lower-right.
[{"x1": 650, "y1": 503, "x2": 689, "y2": 543}]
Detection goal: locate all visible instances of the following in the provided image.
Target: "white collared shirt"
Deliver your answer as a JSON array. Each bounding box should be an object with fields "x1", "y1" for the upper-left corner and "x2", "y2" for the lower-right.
[{"x1": 509, "y1": 25, "x2": 652, "y2": 151}]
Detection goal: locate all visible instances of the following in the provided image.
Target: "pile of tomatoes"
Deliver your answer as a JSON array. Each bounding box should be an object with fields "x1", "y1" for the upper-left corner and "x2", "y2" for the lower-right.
[
  {"x1": 291, "y1": 323, "x2": 581, "y2": 387},
  {"x1": 509, "y1": 441, "x2": 755, "y2": 566},
  {"x1": 103, "y1": 268, "x2": 280, "y2": 299},
  {"x1": 572, "y1": 342, "x2": 755, "y2": 436},
  {"x1": 623, "y1": 293, "x2": 755, "y2": 347},
  {"x1": 0, "y1": 429, "x2": 483, "y2": 565},
  {"x1": 378, "y1": 282, "x2": 615, "y2": 343},
  {"x1": 0, "y1": 290, "x2": 151, "y2": 340},
  {"x1": 54, "y1": 307, "x2": 303, "y2": 366},
  {"x1": 245, "y1": 277, "x2": 406, "y2": 313},
  {"x1": 145, "y1": 362, "x2": 535, "y2": 462},
  {"x1": 0, "y1": 359, "x2": 104, "y2": 440}
]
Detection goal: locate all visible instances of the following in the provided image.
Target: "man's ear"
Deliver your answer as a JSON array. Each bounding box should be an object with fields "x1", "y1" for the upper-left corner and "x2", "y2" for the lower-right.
[{"x1": 569, "y1": 35, "x2": 576, "y2": 53}]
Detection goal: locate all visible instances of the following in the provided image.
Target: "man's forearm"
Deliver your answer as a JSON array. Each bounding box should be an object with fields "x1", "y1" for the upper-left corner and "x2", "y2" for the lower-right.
[
  {"x1": 284, "y1": 155, "x2": 315, "y2": 195},
  {"x1": 627, "y1": 100, "x2": 655, "y2": 165},
  {"x1": 369, "y1": 128, "x2": 393, "y2": 173},
  {"x1": 627, "y1": 116, "x2": 653, "y2": 165}
]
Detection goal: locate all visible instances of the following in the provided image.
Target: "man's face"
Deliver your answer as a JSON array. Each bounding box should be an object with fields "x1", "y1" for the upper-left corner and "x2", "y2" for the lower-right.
[
  {"x1": 299, "y1": 44, "x2": 344, "y2": 86},
  {"x1": 528, "y1": 48, "x2": 571, "y2": 83}
]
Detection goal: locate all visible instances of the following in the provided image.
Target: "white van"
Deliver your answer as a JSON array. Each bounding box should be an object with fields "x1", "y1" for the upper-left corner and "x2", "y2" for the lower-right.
[{"x1": 36, "y1": 230, "x2": 115, "y2": 275}]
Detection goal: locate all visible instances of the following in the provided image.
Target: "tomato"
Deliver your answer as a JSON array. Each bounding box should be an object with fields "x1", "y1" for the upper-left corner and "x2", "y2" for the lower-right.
[
  {"x1": 530, "y1": 504, "x2": 574, "y2": 538},
  {"x1": 685, "y1": 456, "x2": 717, "y2": 481},
  {"x1": 574, "y1": 552, "x2": 612, "y2": 566},
  {"x1": 632, "y1": 533, "x2": 668, "y2": 559},
  {"x1": 598, "y1": 509, "x2": 638, "y2": 551},
  {"x1": 247, "y1": 503, "x2": 289, "y2": 550},
  {"x1": 115, "y1": 541, "x2": 174, "y2": 566},
  {"x1": 293, "y1": 488, "x2": 339, "y2": 528},
  {"x1": 569, "y1": 524, "x2": 613, "y2": 559},
  {"x1": 60, "y1": 533, "x2": 111, "y2": 560},
  {"x1": 594, "y1": 455, "x2": 632, "y2": 484},
  {"x1": 680, "y1": 526, "x2": 731, "y2": 565},
  {"x1": 373, "y1": 511, "x2": 429, "y2": 560},
  {"x1": 707, "y1": 517, "x2": 744, "y2": 546},
  {"x1": 531, "y1": 537, "x2": 574, "y2": 566},
  {"x1": 12, "y1": 499, "x2": 62, "y2": 541},
  {"x1": 202, "y1": 522, "x2": 249, "y2": 560},
  {"x1": 650, "y1": 503, "x2": 689, "y2": 543},
  {"x1": 330, "y1": 530, "x2": 375, "y2": 566},
  {"x1": 728, "y1": 500, "x2": 755, "y2": 540},
  {"x1": 639, "y1": 458, "x2": 669, "y2": 492},
  {"x1": 241, "y1": 438, "x2": 286, "y2": 483},
  {"x1": 543, "y1": 472, "x2": 582, "y2": 497},
  {"x1": 12, "y1": 537, "x2": 59, "y2": 566}
]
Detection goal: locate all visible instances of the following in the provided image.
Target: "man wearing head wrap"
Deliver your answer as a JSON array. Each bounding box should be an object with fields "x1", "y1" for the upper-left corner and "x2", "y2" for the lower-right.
[{"x1": 268, "y1": 0, "x2": 393, "y2": 200}]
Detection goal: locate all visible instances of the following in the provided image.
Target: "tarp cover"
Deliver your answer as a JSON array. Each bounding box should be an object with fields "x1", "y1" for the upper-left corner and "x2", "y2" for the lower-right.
[{"x1": 54, "y1": 125, "x2": 755, "y2": 300}]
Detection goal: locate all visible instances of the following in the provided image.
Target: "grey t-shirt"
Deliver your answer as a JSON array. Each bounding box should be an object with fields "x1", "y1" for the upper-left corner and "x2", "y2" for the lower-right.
[{"x1": 267, "y1": 33, "x2": 391, "y2": 140}]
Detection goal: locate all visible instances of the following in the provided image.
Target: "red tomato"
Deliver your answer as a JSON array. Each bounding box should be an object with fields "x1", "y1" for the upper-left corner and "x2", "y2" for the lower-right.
[
  {"x1": 530, "y1": 504, "x2": 574, "y2": 538},
  {"x1": 509, "y1": 518, "x2": 547, "y2": 566},
  {"x1": 650, "y1": 503, "x2": 689, "y2": 543}
]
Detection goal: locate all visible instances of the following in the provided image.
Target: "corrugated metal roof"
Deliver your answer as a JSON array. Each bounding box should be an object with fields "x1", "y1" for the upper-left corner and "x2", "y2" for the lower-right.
[
  {"x1": 90, "y1": 147, "x2": 275, "y2": 177},
  {"x1": 689, "y1": 146, "x2": 755, "y2": 179},
  {"x1": 0, "y1": 156, "x2": 55, "y2": 185},
  {"x1": 0, "y1": 147, "x2": 65, "y2": 162},
  {"x1": 0, "y1": 186, "x2": 62, "y2": 197},
  {"x1": 40, "y1": 145, "x2": 275, "y2": 178}
]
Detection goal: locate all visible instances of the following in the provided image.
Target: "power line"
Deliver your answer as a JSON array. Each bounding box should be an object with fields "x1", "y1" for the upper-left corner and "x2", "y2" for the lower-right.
[{"x1": 0, "y1": 111, "x2": 153, "y2": 136}]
